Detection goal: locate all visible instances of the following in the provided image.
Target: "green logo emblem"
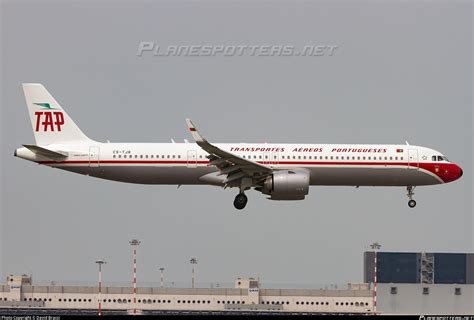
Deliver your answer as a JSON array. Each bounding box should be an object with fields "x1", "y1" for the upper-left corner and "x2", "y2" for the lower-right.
[{"x1": 34, "y1": 103, "x2": 57, "y2": 110}]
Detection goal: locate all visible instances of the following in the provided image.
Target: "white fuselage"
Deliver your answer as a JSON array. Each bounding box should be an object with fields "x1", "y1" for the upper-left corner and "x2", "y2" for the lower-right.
[{"x1": 15, "y1": 142, "x2": 462, "y2": 187}]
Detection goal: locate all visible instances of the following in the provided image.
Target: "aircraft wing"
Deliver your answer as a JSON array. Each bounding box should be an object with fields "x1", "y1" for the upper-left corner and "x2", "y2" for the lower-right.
[{"x1": 186, "y1": 119, "x2": 272, "y2": 186}]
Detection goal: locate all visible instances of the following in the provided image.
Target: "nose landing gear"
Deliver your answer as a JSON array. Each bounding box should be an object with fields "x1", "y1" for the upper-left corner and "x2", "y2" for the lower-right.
[
  {"x1": 407, "y1": 186, "x2": 416, "y2": 208},
  {"x1": 233, "y1": 193, "x2": 248, "y2": 210}
]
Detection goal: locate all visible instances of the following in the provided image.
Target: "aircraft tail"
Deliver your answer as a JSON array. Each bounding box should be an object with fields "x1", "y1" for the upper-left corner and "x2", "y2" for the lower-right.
[{"x1": 22, "y1": 83, "x2": 92, "y2": 145}]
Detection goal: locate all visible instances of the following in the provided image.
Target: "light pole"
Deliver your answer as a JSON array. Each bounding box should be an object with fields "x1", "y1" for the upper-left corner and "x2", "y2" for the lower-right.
[
  {"x1": 129, "y1": 239, "x2": 141, "y2": 314},
  {"x1": 190, "y1": 258, "x2": 198, "y2": 289},
  {"x1": 159, "y1": 267, "x2": 165, "y2": 288},
  {"x1": 370, "y1": 242, "x2": 382, "y2": 314},
  {"x1": 95, "y1": 259, "x2": 106, "y2": 316}
]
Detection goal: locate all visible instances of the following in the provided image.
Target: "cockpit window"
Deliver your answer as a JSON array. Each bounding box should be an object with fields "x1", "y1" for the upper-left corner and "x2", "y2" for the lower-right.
[
  {"x1": 435, "y1": 155, "x2": 449, "y2": 162},
  {"x1": 432, "y1": 156, "x2": 437, "y2": 161}
]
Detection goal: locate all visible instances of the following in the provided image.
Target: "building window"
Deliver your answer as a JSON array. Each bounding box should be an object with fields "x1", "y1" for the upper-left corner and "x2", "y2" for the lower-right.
[
  {"x1": 455, "y1": 287, "x2": 461, "y2": 295},
  {"x1": 390, "y1": 287, "x2": 398, "y2": 294},
  {"x1": 423, "y1": 287, "x2": 430, "y2": 295}
]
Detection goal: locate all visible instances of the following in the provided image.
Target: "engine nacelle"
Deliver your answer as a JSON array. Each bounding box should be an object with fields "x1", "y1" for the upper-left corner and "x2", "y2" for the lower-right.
[{"x1": 260, "y1": 169, "x2": 310, "y2": 200}]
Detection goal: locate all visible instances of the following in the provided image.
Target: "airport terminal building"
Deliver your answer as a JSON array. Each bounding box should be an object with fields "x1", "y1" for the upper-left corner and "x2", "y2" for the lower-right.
[{"x1": 1, "y1": 251, "x2": 472, "y2": 315}]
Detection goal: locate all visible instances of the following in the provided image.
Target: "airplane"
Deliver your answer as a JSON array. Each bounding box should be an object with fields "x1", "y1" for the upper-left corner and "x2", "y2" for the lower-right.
[{"x1": 15, "y1": 83, "x2": 463, "y2": 210}]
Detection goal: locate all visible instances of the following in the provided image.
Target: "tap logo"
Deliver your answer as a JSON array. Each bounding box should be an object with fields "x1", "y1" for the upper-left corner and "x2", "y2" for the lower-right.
[{"x1": 33, "y1": 102, "x2": 64, "y2": 132}]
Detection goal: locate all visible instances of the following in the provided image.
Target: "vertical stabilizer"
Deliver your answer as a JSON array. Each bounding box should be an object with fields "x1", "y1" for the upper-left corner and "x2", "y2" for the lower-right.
[{"x1": 22, "y1": 83, "x2": 92, "y2": 145}]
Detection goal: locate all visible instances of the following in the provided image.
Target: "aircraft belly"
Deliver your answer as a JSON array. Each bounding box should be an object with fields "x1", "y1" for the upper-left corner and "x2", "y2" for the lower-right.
[
  {"x1": 52, "y1": 164, "x2": 441, "y2": 186},
  {"x1": 56, "y1": 165, "x2": 216, "y2": 185},
  {"x1": 306, "y1": 166, "x2": 441, "y2": 186}
]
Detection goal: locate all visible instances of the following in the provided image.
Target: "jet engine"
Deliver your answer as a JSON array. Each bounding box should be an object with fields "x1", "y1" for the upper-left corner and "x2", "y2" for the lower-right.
[{"x1": 258, "y1": 169, "x2": 310, "y2": 200}]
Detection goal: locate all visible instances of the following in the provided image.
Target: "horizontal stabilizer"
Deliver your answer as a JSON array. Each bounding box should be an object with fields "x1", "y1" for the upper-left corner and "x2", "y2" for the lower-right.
[{"x1": 23, "y1": 144, "x2": 68, "y2": 159}]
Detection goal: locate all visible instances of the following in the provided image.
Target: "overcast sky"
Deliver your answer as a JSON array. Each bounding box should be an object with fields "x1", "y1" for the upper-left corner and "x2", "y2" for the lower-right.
[{"x1": 1, "y1": 0, "x2": 472, "y2": 288}]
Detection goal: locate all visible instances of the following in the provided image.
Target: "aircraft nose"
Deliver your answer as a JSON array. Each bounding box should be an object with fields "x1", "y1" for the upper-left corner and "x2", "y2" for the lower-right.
[{"x1": 459, "y1": 167, "x2": 463, "y2": 177}]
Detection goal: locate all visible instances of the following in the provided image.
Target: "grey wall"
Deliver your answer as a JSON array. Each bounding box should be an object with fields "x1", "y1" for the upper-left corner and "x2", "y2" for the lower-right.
[{"x1": 377, "y1": 283, "x2": 474, "y2": 315}]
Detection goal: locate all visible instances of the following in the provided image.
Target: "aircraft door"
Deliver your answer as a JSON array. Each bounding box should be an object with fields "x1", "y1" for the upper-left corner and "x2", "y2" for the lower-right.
[
  {"x1": 187, "y1": 150, "x2": 197, "y2": 168},
  {"x1": 89, "y1": 146, "x2": 100, "y2": 167},
  {"x1": 408, "y1": 149, "x2": 419, "y2": 170}
]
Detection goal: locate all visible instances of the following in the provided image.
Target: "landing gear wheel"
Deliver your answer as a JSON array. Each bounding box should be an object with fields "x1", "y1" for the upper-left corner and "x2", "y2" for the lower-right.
[
  {"x1": 233, "y1": 193, "x2": 248, "y2": 210},
  {"x1": 406, "y1": 186, "x2": 416, "y2": 208},
  {"x1": 408, "y1": 199, "x2": 417, "y2": 208}
]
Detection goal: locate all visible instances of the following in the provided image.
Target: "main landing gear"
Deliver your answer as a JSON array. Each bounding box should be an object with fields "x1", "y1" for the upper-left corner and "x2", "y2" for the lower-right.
[
  {"x1": 234, "y1": 193, "x2": 248, "y2": 210},
  {"x1": 407, "y1": 186, "x2": 416, "y2": 208}
]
